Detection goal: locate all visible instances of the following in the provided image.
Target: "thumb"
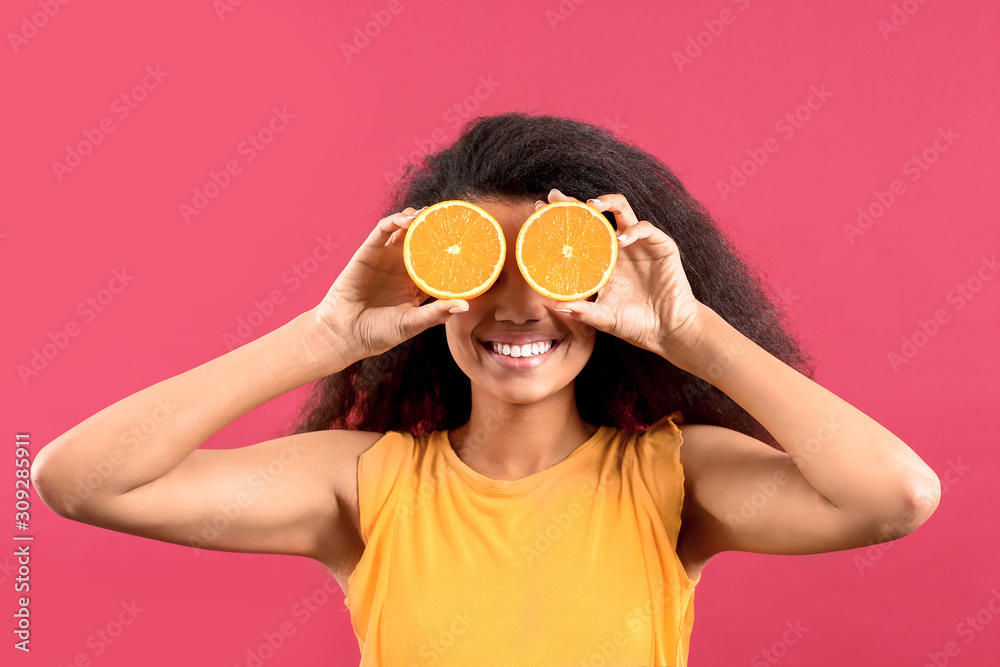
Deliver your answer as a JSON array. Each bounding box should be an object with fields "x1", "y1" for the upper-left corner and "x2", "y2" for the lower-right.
[
  {"x1": 553, "y1": 300, "x2": 612, "y2": 332},
  {"x1": 399, "y1": 299, "x2": 469, "y2": 337}
]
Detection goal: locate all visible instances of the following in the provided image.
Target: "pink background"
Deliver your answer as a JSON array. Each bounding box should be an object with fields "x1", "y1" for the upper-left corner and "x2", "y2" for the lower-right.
[{"x1": 3, "y1": 0, "x2": 998, "y2": 665}]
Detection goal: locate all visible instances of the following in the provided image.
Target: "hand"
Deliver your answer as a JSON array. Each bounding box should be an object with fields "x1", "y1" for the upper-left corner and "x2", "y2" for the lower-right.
[
  {"x1": 308, "y1": 207, "x2": 470, "y2": 370},
  {"x1": 540, "y1": 189, "x2": 707, "y2": 358}
]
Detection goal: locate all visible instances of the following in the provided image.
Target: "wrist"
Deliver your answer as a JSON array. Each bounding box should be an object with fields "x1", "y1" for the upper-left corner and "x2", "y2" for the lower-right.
[
  {"x1": 297, "y1": 307, "x2": 358, "y2": 377},
  {"x1": 657, "y1": 304, "x2": 743, "y2": 380}
]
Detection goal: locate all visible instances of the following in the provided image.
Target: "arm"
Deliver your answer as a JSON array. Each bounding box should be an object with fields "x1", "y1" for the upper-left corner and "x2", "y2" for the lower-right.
[
  {"x1": 30, "y1": 310, "x2": 375, "y2": 568},
  {"x1": 30, "y1": 204, "x2": 466, "y2": 573},
  {"x1": 539, "y1": 189, "x2": 941, "y2": 566},
  {"x1": 665, "y1": 304, "x2": 942, "y2": 563}
]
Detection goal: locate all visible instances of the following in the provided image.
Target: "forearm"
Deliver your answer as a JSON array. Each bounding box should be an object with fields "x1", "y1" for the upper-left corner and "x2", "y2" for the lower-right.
[
  {"x1": 661, "y1": 304, "x2": 941, "y2": 522},
  {"x1": 33, "y1": 309, "x2": 349, "y2": 507}
]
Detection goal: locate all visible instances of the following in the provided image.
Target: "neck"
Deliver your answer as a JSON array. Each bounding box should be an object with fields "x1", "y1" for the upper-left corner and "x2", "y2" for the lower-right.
[{"x1": 449, "y1": 385, "x2": 598, "y2": 481}]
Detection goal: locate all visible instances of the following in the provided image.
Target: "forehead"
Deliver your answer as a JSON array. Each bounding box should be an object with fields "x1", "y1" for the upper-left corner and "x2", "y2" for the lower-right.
[{"x1": 468, "y1": 198, "x2": 537, "y2": 237}]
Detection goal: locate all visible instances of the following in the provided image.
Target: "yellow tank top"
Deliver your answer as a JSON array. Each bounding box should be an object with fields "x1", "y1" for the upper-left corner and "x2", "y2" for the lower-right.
[{"x1": 344, "y1": 411, "x2": 700, "y2": 666}]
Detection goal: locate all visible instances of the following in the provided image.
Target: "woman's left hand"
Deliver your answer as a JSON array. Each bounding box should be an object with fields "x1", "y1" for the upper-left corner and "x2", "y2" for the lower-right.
[{"x1": 540, "y1": 189, "x2": 707, "y2": 358}]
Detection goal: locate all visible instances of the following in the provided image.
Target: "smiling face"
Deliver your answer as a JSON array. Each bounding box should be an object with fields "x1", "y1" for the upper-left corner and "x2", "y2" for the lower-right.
[{"x1": 444, "y1": 198, "x2": 598, "y2": 405}]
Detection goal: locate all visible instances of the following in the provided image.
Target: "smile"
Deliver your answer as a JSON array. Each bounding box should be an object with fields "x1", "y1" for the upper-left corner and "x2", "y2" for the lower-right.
[{"x1": 478, "y1": 339, "x2": 562, "y2": 368}]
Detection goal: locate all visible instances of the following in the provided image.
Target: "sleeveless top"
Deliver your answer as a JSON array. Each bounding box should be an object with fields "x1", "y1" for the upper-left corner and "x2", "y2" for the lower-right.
[{"x1": 343, "y1": 411, "x2": 700, "y2": 666}]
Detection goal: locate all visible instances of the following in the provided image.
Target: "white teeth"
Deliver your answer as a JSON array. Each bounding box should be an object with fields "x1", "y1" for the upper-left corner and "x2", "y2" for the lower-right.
[{"x1": 490, "y1": 340, "x2": 553, "y2": 358}]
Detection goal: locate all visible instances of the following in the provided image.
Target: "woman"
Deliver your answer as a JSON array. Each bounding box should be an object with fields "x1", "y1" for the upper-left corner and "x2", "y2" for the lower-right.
[{"x1": 32, "y1": 113, "x2": 941, "y2": 666}]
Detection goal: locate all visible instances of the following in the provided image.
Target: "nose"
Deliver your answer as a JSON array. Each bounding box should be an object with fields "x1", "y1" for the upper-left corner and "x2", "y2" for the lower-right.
[{"x1": 487, "y1": 263, "x2": 551, "y2": 324}]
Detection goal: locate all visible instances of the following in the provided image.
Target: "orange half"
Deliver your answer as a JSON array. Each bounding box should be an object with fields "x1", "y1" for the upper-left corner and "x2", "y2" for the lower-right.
[
  {"x1": 515, "y1": 201, "x2": 618, "y2": 301},
  {"x1": 403, "y1": 200, "x2": 506, "y2": 300}
]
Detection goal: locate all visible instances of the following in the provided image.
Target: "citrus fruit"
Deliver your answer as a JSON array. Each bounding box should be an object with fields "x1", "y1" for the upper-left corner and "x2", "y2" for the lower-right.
[
  {"x1": 402, "y1": 200, "x2": 506, "y2": 300},
  {"x1": 515, "y1": 201, "x2": 618, "y2": 301}
]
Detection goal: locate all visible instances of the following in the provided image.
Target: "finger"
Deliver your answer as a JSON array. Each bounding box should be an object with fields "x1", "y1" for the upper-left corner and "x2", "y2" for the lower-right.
[
  {"x1": 373, "y1": 206, "x2": 427, "y2": 247},
  {"x1": 548, "y1": 188, "x2": 580, "y2": 203},
  {"x1": 371, "y1": 211, "x2": 416, "y2": 247},
  {"x1": 384, "y1": 227, "x2": 406, "y2": 247},
  {"x1": 534, "y1": 199, "x2": 547, "y2": 211},
  {"x1": 398, "y1": 299, "x2": 469, "y2": 338},
  {"x1": 614, "y1": 220, "x2": 680, "y2": 255},
  {"x1": 586, "y1": 193, "x2": 640, "y2": 239},
  {"x1": 551, "y1": 299, "x2": 614, "y2": 333}
]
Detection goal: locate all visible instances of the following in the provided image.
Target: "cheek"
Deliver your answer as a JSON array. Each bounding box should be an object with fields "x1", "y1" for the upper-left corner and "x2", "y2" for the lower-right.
[
  {"x1": 568, "y1": 327, "x2": 597, "y2": 359},
  {"x1": 445, "y1": 320, "x2": 477, "y2": 359}
]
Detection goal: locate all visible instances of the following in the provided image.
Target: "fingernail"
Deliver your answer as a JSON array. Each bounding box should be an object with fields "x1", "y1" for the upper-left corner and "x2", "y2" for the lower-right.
[
  {"x1": 535, "y1": 200, "x2": 545, "y2": 206},
  {"x1": 587, "y1": 198, "x2": 600, "y2": 205},
  {"x1": 617, "y1": 234, "x2": 627, "y2": 242},
  {"x1": 554, "y1": 308, "x2": 572, "y2": 313},
  {"x1": 449, "y1": 307, "x2": 467, "y2": 313}
]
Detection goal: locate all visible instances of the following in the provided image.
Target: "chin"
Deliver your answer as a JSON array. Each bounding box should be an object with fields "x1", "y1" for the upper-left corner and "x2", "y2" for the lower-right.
[{"x1": 475, "y1": 380, "x2": 570, "y2": 408}]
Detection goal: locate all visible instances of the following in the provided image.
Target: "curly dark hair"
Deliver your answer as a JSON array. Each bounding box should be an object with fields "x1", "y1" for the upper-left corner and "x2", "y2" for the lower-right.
[{"x1": 292, "y1": 112, "x2": 816, "y2": 449}]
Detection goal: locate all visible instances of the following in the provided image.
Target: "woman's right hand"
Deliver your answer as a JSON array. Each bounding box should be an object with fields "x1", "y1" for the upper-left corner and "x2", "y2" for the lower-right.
[{"x1": 309, "y1": 206, "x2": 469, "y2": 371}]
